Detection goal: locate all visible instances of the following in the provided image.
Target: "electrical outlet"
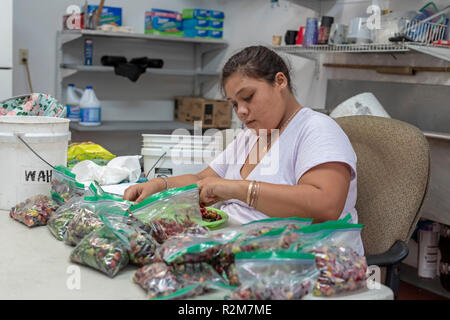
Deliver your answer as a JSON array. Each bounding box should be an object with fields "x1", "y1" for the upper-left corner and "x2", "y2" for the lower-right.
[{"x1": 19, "y1": 49, "x2": 29, "y2": 64}]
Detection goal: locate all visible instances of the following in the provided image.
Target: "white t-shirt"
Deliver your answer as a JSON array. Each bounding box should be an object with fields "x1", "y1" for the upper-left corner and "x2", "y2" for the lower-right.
[{"x1": 209, "y1": 107, "x2": 364, "y2": 255}]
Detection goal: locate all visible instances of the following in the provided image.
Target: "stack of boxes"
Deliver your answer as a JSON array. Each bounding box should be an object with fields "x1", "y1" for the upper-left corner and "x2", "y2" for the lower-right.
[
  {"x1": 182, "y1": 9, "x2": 224, "y2": 39},
  {"x1": 174, "y1": 96, "x2": 232, "y2": 129},
  {"x1": 145, "y1": 9, "x2": 183, "y2": 36},
  {"x1": 145, "y1": 8, "x2": 224, "y2": 39}
]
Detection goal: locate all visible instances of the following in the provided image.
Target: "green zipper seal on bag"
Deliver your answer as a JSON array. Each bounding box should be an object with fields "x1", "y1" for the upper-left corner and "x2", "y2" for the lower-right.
[
  {"x1": 96, "y1": 193, "x2": 132, "y2": 205},
  {"x1": 81, "y1": 195, "x2": 98, "y2": 203},
  {"x1": 149, "y1": 284, "x2": 201, "y2": 300},
  {"x1": 297, "y1": 221, "x2": 363, "y2": 235},
  {"x1": 285, "y1": 214, "x2": 358, "y2": 236},
  {"x1": 88, "y1": 181, "x2": 104, "y2": 196},
  {"x1": 54, "y1": 165, "x2": 85, "y2": 189},
  {"x1": 129, "y1": 184, "x2": 198, "y2": 213},
  {"x1": 51, "y1": 190, "x2": 66, "y2": 203}
]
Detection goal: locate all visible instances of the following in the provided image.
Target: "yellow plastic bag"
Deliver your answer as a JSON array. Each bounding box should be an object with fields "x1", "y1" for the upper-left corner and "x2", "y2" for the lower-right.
[{"x1": 68, "y1": 142, "x2": 115, "y2": 168}]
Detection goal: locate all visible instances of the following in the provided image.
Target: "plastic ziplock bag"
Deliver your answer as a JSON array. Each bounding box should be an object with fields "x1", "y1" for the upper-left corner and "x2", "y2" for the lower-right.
[
  {"x1": 296, "y1": 222, "x2": 368, "y2": 297},
  {"x1": 47, "y1": 196, "x2": 83, "y2": 240},
  {"x1": 0, "y1": 93, "x2": 66, "y2": 117},
  {"x1": 133, "y1": 262, "x2": 182, "y2": 299},
  {"x1": 222, "y1": 227, "x2": 288, "y2": 260},
  {"x1": 63, "y1": 193, "x2": 131, "y2": 246},
  {"x1": 70, "y1": 223, "x2": 130, "y2": 278},
  {"x1": 83, "y1": 187, "x2": 157, "y2": 266},
  {"x1": 51, "y1": 165, "x2": 86, "y2": 205},
  {"x1": 9, "y1": 194, "x2": 59, "y2": 227},
  {"x1": 133, "y1": 262, "x2": 229, "y2": 300},
  {"x1": 158, "y1": 228, "x2": 242, "y2": 265},
  {"x1": 129, "y1": 184, "x2": 207, "y2": 244},
  {"x1": 124, "y1": 222, "x2": 160, "y2": 266},
  {"x1": 101, "y1": 214, "x2": 160, "y2": 267},
  {"x1": 239, "y1": 217, "x2": 314, "y2": 238},
  {"x1": 280, "y1": 213, "x2": 354, "y2": 250},
  {"x1": 67, "y1": 142, "x2": 116, "y2": 168},
  {"x1": 214, "y1": 227, "x2": 289, "y2": 286},
  {"x1": 231, "y1": 250, "x2": 318, "y2": 300},
  {"x1": 289, "y1": 217, "x2": 361, "y2": 253},
  {"x1": 52, "y1": 182, "x2": 123, "y2": 242}
]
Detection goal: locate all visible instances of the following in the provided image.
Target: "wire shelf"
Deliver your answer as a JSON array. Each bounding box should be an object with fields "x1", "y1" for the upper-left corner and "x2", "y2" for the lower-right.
[
  {"x1": 401, "y1": 19, "x2": 448, "y2": 44},
  {"x1": 273, "y1": 43, "x2": 410, "y2": 54},
  {"x1": 273, "y1": 42, "x2": 450, "y2": 55}
]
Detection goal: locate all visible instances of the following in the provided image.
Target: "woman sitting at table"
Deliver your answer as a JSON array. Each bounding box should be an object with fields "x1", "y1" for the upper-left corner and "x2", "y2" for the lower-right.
[{"x1": 124, "y1": 45, "x2": 363, "y2": 255}]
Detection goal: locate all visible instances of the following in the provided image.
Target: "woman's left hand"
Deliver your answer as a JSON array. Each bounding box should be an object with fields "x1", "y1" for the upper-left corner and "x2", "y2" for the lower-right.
[{"x1": 196, "y1": 177, "x2": 237, "y2": 207}]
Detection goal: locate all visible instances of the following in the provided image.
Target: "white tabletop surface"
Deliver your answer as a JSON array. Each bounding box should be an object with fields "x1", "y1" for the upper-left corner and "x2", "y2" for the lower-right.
[{"x1": 0, "y1": 210, "x2": 393, "y2": 300}]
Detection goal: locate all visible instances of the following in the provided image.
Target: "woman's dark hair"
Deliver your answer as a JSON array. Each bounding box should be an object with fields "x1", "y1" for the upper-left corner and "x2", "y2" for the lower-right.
[{"x1": 221, "y1": 45, "x2": 293, "y2": 96}]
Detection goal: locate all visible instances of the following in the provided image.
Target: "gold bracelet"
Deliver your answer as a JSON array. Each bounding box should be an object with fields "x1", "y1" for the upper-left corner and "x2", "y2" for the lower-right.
[
  {"x1": 250, "y1": 180, "x2": 258, "y2": 208},
  {"x1": 252, "y1": 182, "x2": 260, "y2": 209},
  {"x1": 246, "y1": 181, "x2": 254, "y2": 205}
]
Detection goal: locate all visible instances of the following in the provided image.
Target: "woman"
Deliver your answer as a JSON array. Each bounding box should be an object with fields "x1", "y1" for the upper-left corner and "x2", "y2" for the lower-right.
[{"x1": 124, "y1": 46, "x2": 363, "y2": 255}]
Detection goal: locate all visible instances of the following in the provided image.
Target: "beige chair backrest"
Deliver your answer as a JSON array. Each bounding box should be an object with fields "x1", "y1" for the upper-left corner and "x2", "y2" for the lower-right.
[{"x1": 335, "y1": 116, "x2": 430, "y2": 256}]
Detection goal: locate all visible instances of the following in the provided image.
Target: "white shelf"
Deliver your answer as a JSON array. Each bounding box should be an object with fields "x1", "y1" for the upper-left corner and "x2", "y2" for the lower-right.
[
  {"x1": 407, "y1": 44, "x2": 450, "y2": 62},
  {"x1": 60, "y1": 29, "x2": 228, "y2": 46},
  {"x1": 60, "y1": 64, "x2": 220, "y2": 78},
  {"x1": 56, "y1": 29, "x2": 228, "y2": 101},
  {"x1": 69, "y1": 121, "x2": 195, "y2": 132}
]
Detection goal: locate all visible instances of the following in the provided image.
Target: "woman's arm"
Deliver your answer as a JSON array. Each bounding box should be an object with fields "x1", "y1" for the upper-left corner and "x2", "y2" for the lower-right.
[
  {"x1": 198, "y1": 162, "x2": 351, "y2": 222},
  {"x1": 123, "y1": 166, "x2": 220, "y2": 202}
]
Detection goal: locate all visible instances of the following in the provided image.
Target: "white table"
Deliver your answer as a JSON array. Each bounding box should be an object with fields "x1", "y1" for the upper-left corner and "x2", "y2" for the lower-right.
[{"x1": 0, "y1": 210, "x2": 393, "y2": 300}]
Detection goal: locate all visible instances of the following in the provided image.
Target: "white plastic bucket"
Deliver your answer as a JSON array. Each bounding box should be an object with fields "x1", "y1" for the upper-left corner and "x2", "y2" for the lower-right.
[{"x1": 0, "y1": 116, "x2": 70, "y2": 210}]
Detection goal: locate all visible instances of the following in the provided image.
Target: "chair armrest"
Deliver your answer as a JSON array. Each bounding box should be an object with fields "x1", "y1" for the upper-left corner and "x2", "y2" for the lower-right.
[{"x1": 366, "y1": 240, "x2": 409, "y2": 267}]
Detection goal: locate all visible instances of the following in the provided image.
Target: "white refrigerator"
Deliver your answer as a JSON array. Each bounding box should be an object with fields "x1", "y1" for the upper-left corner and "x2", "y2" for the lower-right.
[{"x1": 0, "y1": 0, "x2": 13, "y2": 101}]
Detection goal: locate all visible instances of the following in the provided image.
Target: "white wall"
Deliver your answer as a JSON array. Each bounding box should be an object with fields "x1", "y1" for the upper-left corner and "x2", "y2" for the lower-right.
[{"x1": 13, "y1": 0, "x2": 450, "y2": 119}]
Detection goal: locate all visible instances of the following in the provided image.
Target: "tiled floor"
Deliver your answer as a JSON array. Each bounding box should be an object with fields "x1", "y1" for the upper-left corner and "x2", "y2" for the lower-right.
[{"x1": 398, "y1": 281, "x2": 449, "y2": 300}]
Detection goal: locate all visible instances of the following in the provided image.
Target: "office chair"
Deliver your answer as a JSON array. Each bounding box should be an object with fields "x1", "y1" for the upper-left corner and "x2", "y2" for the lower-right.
[{"x1": 335, "y1": 115, "x2": 430, "y2": 299}]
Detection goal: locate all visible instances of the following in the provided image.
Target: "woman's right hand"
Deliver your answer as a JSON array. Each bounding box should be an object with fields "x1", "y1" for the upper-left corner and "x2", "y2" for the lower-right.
[{"x1": 123, "y1": 179, "x2": 164, "y2": 203}]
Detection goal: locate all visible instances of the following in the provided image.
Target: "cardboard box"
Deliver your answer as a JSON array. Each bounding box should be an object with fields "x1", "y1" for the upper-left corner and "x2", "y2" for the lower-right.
[
  {"x1": 87, "y1": 5, "x2": 123, "y2": 26},
  {"x1": 145, "y1": 9, "x2": 183, "y2": 36},
  {"x1": 174, "y1": 97, "x2": 232, "y2": 128},
  {"x1": 182, "y1": 9, "x2": 209, "y2": 20}
]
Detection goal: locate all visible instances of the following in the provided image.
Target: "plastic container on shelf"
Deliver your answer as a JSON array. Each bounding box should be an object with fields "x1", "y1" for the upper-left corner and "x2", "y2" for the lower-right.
[
  {"x1": 65, "y1": 84, "x2": 83, "y2": 122},
  {"x1": 418, "y1": 221, "x2": 440, "y2": 279},
  {"x1": 0, "y1": 116, "x2": 70, "y2": 210},
  {"x1": 79, "y1": 86, "x2": 101, "y2": 126}
]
